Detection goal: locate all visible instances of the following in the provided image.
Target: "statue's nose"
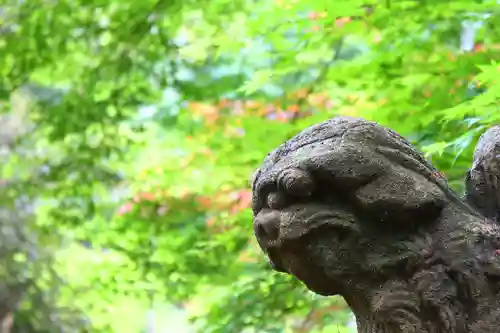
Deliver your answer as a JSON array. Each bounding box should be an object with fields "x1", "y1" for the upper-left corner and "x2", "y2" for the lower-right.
[{"x1": 254, "y1": 209, "x2": 280, "y2": 242}]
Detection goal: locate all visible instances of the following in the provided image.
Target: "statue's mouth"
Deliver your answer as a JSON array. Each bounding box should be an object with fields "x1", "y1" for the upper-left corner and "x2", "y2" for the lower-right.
[
  {"x1": 254, "y1": 206, "x2": 359, "y2": 296},
  {"x1": 265, "y1": 241, "x2": 341, "y2": 296},
  {"x1": 265, "y1": 247, "x2": 288, "y2": 273}
]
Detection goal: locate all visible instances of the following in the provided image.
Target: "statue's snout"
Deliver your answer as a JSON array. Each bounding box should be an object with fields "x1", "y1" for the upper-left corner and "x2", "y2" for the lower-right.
[{"x1": 254, "y1": 209, "x2": 280, "y2": 243}]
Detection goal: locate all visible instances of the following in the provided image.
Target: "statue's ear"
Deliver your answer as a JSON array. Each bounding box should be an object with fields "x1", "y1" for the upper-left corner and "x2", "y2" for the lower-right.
[
  {"x1": 464, "y1": 125, "x2": 500, "y2": 221},
  {"x1": 354, "y1": 169, "x2": 446, "y2": 226}
]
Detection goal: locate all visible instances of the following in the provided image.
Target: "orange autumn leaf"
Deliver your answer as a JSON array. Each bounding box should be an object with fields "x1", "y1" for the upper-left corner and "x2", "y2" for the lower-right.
[
  {"x1": 139, "y1": 192, "x2": 156, "y2": 201},
  {"x1": 288, "y1": 104, "x2": 300, "y2": 113},
  {"x1": 197, "y1": 196, "x2": 212, "y2": 209},
  {"x1": 239, "y1": 190, "x2": 253, "y2": 207},
  {"x1": 229, "y1": 190, "x2": 253, "y2": 213},
  {"x1": 189, "y1": 102, "x2": 220, "y2": 124},
  {"x1": 335, "y1": 17, "x2": 352, "y2": 28}
]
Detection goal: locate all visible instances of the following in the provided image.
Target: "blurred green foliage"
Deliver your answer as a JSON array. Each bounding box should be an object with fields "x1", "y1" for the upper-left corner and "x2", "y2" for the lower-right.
[{"x1": 1, "y1": 0, "x2": 500, "y2": 332}]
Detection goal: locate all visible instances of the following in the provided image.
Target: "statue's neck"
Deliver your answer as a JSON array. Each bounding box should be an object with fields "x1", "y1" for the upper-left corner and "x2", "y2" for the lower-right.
[
  {"x1": 343, "y1": 210, "x2": 500, "y2": 333},
  {"x1": 345, "y1": 274, "x2": 496, "y2": 333}
]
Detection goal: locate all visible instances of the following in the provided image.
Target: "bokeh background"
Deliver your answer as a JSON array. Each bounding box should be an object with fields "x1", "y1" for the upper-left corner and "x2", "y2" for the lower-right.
[{"x1": 0, "y1": 0, "x2": 499, "y2": 332}]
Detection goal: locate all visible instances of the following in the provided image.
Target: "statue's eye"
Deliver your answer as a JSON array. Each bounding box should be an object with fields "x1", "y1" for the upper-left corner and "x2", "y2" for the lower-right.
[
  {"x1": 267, "y1": 192, "x2": 288, "y2": 210},
  {"x1": 278, "y1": 168, "x2": 315, "y2": 198}
]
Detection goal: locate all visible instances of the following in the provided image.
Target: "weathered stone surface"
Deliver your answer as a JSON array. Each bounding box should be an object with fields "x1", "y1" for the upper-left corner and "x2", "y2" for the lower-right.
[
  {"x1": 252, "y1": 116, "x2": 500, "y2": 333},
  {"x1": 465, "y1": 125, "x2": 500, "y2": 223}
]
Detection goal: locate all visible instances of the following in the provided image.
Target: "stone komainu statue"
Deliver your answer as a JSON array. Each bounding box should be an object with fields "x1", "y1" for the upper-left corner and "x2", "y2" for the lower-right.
[{"x1": 252, "y1": 116, "x2": 500, "y2": 333}]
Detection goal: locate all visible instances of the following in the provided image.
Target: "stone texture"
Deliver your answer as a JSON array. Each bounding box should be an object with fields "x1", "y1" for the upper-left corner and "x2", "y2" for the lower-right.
[{"x1": 252, "y1": 116, "x2": 500, "y2": 333}]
